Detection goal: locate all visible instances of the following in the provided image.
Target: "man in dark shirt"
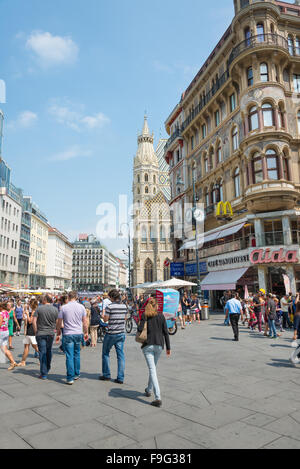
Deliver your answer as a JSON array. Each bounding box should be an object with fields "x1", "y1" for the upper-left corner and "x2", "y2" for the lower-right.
[
  {"x1": 267, "y1": 294, "x2": 278, "y2": 339},
  {"x1": 33, "y1": 294, "x2": 59, "y2": 380}
]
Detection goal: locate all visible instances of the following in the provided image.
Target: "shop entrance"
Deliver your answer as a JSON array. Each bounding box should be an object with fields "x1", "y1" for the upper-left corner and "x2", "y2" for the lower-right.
[{"x1": 268, "y1": 267, "x2": 286, "y2": 296}]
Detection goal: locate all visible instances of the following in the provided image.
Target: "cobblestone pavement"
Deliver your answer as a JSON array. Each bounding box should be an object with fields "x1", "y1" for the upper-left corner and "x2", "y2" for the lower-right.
[{"x1": 0, "y1": 314, "x2": 300, "y2": 449}]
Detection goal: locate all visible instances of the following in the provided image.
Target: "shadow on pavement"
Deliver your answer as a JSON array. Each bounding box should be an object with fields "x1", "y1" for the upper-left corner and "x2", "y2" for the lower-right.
[
  {"x1": 109, "y1": 387, "x2": 149, "y2": 405},
  {"x1": 210, "y1": 337, "x2": 234, "y2": 341},
  {"x1": 267, "y1": 359, "x2": 295, "y2": 368}
]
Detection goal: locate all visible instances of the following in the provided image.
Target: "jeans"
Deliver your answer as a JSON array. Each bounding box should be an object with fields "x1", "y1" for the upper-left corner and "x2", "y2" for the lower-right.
[
  {"x1": 63, "y1": 334, "x2": 82, "y2": 382},
  {"x1": 282, "y1": 311, "x2": 293, "y2": 329},
  {"x1": 268, "y1": 319, "x2": 277, "y2": 338},
  {"x1": 143, "y1": 345, "x2": 162, "y2": 400},
  {"x1": 36, "y1": 335, "x2": 54, "y2": 378},
  {"x1": 102, "y1": 333, "x2": 125, "y2": 381}
]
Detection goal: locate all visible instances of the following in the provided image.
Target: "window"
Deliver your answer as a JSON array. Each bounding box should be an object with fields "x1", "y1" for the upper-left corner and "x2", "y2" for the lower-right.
[
  {"x1": 144, "y1": 259, "x2": 153, "y2": 283},
  {"x1": 141, "y1": 226, "x2": 147, "y2": 242},
  {"x1": 204, "y1": 188, "x2": 210, "y2": 207},
  {"x1": 266, "y1": 149, "x2": 279, "y2": 180},
  {"x1": 145, "y1": 186, "x2": 149, "y2": 194},
  {"x1": 232, "y1": 126, "x2": 239, "y2": 151},
  {"x1": 153, "y1": 175, "x2": 156, "y2": 184},
  {"x1": 245, "y1": 26, "x2": 251, "y2": 46},
  {"x1": 209, "y1": 149, "x2": 214, "y2": 171},
  {"x1": 257, "y1": 23, "x2": 265, "y2": 41},
  {"x1": 296, "y1": 37, "x2": 300, "y2": 56},
  {"x1": 204, "y1": 156, "x2": 209, "y2": 173},
  {"x1": 145, "y1": 174, "x2": 149, "y2": 182},
  {"x1": 262, "y1": 103, "x2": 274, "y2": 127},
  {"x1": 288, "y1": 35, "x2": 294, "y2": 55},
  {"x1": 150, "y1": 226, "x2": 156, "y2": 242},
  {"x1": 247, "y1": 67, "x2": 253, "y2": 87},
  {"x1": 298, "y1": 111, "x2": 300, "y2": 133},
  {"x1": 252, "y1": 152, "x2": 263, "y2": 183},
  {"x1": 293, "y1": 74, "x2": 300, "y2": 92},
  {"x1": 233, "y1": 168, "x2": 241, "y2": 197},
  {"x1": 249, "y1": 106, "x2": 259, "y2": 131},
  {"x1": 260, "y1": 63, "x2": 269, "y2": 82},
  {"x1": 202, "y1": 124, "x2": 207, "y2": 139},
  {"x1": 216, "y1": 143, "x2": 222, "y2": 164},
  {"x1": 230, "y1": 93, "x2": 237, "y2": 112},
  {"x1": 160, "y1": 226, "x2": 166, "y2": 241},
  {"x1": 215, "y1": 110, "x2": 220, "y2": 127},
  {"x1": 191, "y1": 136, "x2": 194, "y2": 150}
]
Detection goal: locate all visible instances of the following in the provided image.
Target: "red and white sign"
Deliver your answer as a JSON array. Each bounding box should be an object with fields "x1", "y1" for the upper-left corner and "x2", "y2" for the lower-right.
[
  {"x1": 250, "y1": 248, "x2": 299, "y2": 265},
  {"x1": 164, "y1": 260, "x2": 170, "y2": 267}
]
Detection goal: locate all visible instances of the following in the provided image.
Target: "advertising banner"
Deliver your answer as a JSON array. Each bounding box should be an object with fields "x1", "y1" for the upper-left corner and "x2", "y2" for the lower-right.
[{"x1": 156, "y1": 289, "x2": 180, "y2": 320}]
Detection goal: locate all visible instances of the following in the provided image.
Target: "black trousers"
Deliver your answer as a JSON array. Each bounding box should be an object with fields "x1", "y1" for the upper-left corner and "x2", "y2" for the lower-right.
[{"x1": 230, "y1": 314, "x2": 240, "y2": 340}]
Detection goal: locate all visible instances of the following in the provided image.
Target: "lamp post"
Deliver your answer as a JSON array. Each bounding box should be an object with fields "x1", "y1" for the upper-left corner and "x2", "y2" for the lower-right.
[
  {"x1": 191, "y1": 162, "x2": 203, "y2": 301},
  {"x1": 118, "y1": 223, "x2": 131, "y2": 298}
]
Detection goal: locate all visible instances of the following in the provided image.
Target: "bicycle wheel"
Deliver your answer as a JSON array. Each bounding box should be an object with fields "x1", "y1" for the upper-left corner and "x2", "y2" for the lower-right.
[{"x1": 126, "y1": 318, "x2": 133, "y2": 334}]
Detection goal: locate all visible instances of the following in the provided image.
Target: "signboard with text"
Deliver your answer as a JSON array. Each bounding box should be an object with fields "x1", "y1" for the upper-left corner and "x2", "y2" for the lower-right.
[{"x1": 170, "y1": 262, "x2": 185, "y2": 277}]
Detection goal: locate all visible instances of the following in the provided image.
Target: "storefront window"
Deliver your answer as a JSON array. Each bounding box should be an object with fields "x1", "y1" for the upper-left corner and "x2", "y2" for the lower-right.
[{"x1": 263, "y1": 220, "x2": 283, "y2": 245}]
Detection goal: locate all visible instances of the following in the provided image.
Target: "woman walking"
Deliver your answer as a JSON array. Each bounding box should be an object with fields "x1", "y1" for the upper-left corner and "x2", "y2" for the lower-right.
[
  {"x1": 90, "y1": 299, "x2": 101, "y2": 347},
  {"x1": 0, "y1": 302, "x2": 18, "y2": 371},
  {"x1": 7, "y1": 301, "x2": 17, "y2": 350},
  {"x1": 18, "y1": 299, "x2": 39, "y2": 367},
  {"x1": 137, "y1": 298, "x2": 171, "y2": 408},
  {"x1": 15, "y1": 300, "x2": 24, "y2": 336},
  {"x1": 191, "y1": 294, "x2": 201, "y2": 324}
]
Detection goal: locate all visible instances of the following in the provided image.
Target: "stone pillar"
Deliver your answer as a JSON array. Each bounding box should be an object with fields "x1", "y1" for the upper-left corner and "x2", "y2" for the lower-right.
[
  {"x1": 262, "y1": 155, "x2": 268, "y2": 180},
  {"x1": 286, "y1": 265, "x2": 297, "y2": 296},
  {"x1": 248, "y1": 161, "x2": 253, "y2": 185},
  {"x1": 258, "y1": 266, "x2": 268, "y2": 293},
  {"x1": 274, "y1": 107, "x2": 279, "y2": 130},
  {"x1": 282, "y1": 216, "x2": 292, "y2": 246},
  {"x1": 254, "y1": 218, "x2": 264, "y2": 247},
  {"x1": 278, "y1": 153, "x2": 284, "y2": 180}
]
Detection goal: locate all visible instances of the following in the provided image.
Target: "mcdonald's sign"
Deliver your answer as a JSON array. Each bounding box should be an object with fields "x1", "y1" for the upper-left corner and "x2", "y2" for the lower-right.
[{"x1": 216, "y1": 201, "x2": 233, "y2": 220}]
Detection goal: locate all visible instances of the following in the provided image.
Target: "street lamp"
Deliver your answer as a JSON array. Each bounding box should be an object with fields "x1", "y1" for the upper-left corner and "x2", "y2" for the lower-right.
[{"x1": 118, "y1": 223, "x2": 131, "y2": 298}]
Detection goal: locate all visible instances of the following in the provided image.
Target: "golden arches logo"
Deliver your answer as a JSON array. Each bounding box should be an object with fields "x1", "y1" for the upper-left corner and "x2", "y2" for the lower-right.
[{"x1": 216, "y1": 201, "x2": 233, "y2": 218}]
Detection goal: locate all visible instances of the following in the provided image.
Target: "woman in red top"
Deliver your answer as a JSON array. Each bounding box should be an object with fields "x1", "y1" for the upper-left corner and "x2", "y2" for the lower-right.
[{"x1": 0, "y1": 302, "x2": 18, "y2": 370}]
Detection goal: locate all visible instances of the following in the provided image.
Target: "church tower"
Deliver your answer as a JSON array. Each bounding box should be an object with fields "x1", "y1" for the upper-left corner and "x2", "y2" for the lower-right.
[
  {"x1": 132, "y1": 116, "x2": 173, "y2": 289},
  {"x1": 133, "y1": 115, "x2": 159, "y2": 204}
]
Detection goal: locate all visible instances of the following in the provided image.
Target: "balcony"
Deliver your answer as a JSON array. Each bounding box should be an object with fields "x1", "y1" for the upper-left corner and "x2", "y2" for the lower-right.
[
  {"x1": 228, "y1": 34, "x2": 289, "y2": 66},
  {"x1": 164, "y1": 128, "x2": 183, "y2": 153},
  {"x1": 181, "y1": 69, "x2": 230, "y2": 133},
  {"x1": 244, "y1": 180, "x2": 299, "y2": 213}
]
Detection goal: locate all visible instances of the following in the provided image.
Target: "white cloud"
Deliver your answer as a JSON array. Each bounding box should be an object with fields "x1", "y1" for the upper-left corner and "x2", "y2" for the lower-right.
[
  {"x1": 26, "y1": 31, "x2": 79, "y2": 68},
  {"x1": 49, "y1": 145, "x2": 92, "y2": 162},
  {"x1": 7, "y1": 111, "x2": 38, "y2": 130},
  {"x1": 48, "y1": 101, "x2": 110, "y2": 132}
]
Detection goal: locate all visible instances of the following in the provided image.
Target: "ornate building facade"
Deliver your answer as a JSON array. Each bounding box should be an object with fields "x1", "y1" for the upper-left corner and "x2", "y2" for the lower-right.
[
  {"x1": 132, "y1": 117, "x2": 173, "y2": 286},
  {"x1": 164, "y1": 0, "x2": 300, "y2": 307}
]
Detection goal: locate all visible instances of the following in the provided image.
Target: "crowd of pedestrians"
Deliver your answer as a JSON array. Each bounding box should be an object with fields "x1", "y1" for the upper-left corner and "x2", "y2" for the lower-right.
[
  {"x1": 0, "y1": 289, "x2": 171, "y2": 407},
  {"x1": 222, "y1": 289, "x2": 300, "y2": 347}
]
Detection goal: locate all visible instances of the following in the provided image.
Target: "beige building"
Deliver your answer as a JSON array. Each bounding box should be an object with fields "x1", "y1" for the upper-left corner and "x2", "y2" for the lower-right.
[
  {"x1": 46, "y1": 227, "x2": 73, "y2": 291},
  {"x1": 164, "y1": 0, "x2": 300, "y2": 306},
  {"x1": 29, "y1": 205, "x2": 49, "y2": 289},
  {"x1": 133, "y1": 116, "x2": 173, "y2": 286}
]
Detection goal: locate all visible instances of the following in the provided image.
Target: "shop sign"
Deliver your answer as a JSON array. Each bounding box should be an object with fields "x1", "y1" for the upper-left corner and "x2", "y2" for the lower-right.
[
  {"x1": 250, "y1": 248, "x2": 299, "y2": 265},
  {"x1": 185, "y1": 262, "x2": 208, "y2": 276},
  {"x1": 207, "y1": 251, "x2": 250, "y2": 270},
  {"x1": 216, "y1": 201, "x2": 233, "y2": 220},
  {"x1": 170, "y1": 262, "x2": 185, "y2": 277}
]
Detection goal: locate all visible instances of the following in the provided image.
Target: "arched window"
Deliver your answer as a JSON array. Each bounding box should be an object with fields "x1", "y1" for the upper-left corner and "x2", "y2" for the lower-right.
[
  {"x1": 252, "y1": 152, "x2": 263, "y2": 183},
  {"x1": 160, "y1": 225, "x2": 166, "y2": 241},
  {"x1": 248, "y1": 106, "x2": 259, "y2": 131},
  {"x1": 233, "y1": 167, "x2": 241, "y2": 197},
  {"x1": 204, "y1": 187, "x2": 210, "y2": 207},
  {"x1": 153, "y1": 175, "x2": 156, "y2": 184},
  {"x1": 232, "y1": 126, "x2": 239, "y2": 151},
  {"x1": 262, "y1": 102, "x2": 274, "y2": 127},
  {"x1": 260, "y1": 63, "x2": 269, "y2": 82},
  {"x1": 145, "y1": 174, "x2": 149, "y2": 182},
  {"x1": 283, "y1": 150, "x2": 290, "y2": 181},
  {"x1": 297, "y1": 111, "x2": 300, "y2": 134},
  {"x1": 141, "y1": 226, "x2": 147, "y2": 242},
  {"x1": 257, "y1": 23, "x2": 265, "y2": 41},
  {"x1": 137, "y1": 175, "x2": 140, "y2": 183},
  {"x1": 150, "y1": 226, "x2": 156, "y2": 242},
  {"x1": 279, "y1": 103, "x2": 285, "y2": 128},
  {"x1": 145, "y1": 186, "x2": 149, "y2": 194},
  {"x1": 204, "y1": 154, "x2": 209, "y2": 173},
  {"x1": 266, "y1": 149, "x2": 279, "y2": 180},
  {"x1": 296, "y1": 37, "x2": 300, "y2": 56},
  {"x1": 216, "y1": 142, "x2": 222, "y2": 164},
  {"x1": 247, "y1": 67, "x2": 254, "y2": 87},
  {"x1": 144, "y1": 259, "x2": 153, "y2": 283},
  {"x1": 288, "y1": 35, "x2": 294, "y2": 55},
  {"x1": 245, "y1": 26, "x2": 251, "y2": 46},
  {"x1": 137, "y1": 187, "x2": 140, "y2": 195},
  {"x1": 218, "y1": 179, "x2": 224, "y2": 202},
  {"x1": 209, "y1": 148, "x2": 214, "y2": 171}
]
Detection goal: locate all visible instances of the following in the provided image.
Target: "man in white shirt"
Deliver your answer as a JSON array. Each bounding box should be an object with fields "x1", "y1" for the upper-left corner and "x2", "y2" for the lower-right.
[{"x1": 281, "y1": 295, "x2": 293, "y2": 330}]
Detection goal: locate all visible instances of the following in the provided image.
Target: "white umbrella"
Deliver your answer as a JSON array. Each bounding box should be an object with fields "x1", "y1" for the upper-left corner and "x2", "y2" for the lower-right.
[{"x1": 156, "y1": 278, "x2": 197, "y2": 289}]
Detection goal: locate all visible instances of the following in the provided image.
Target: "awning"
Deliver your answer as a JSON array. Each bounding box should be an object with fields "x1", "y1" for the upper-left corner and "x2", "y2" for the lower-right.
[
  {"x1": 216, "y1": 222, "x2": 245, "y2": 240},
  {"x1": 201, "y1": 268, "x2": 249, "y2": 291}
]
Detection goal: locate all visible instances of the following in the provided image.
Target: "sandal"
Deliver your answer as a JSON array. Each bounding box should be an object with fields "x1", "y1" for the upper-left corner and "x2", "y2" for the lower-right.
[
  {"x1": 17, "y1": 362, "x2": 26, "y2": 367},
  {"x1": 8, "y1": 362, "x2": 18, "y2": 371}
]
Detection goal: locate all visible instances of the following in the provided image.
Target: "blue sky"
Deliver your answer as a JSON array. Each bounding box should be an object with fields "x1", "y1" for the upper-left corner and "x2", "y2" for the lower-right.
[{"x1": 1, "y1": 0, "x2": 234, "y2": 255}]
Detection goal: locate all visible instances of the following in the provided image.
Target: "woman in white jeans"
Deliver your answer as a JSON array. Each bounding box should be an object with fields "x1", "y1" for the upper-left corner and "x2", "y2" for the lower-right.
[{"x1": 137, "y1": 298, "x2": 171, "y2": 408}]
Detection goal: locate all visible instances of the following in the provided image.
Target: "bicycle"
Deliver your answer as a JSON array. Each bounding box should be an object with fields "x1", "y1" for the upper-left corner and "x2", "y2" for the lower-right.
[
  {"x1": 125, "y1": 310, "x2": 140, "y2": 334},
  {"x1": 97, "y1": 320, "x2": 108, "y2": 343}
]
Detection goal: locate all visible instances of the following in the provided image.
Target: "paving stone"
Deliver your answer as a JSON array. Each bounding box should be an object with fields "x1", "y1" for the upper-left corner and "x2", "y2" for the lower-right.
[
  {"x1": 264, "y1": 416, "x2": 300, "y2": 441},
  {"x1": 263, "y1": 437, "x2": 300, "y2": 449},
  {"x1": 155, "y1": 432, "x2": 203, "y2": 449},
  {"x1": 24, "y1": 421, "x2": 117, "y2": 449},
  {"x1": 15, "y1": 421, "x2": 58, "y2": 439},
  {"x1": 241, "y1": 413, "x2": 277, "y2": 428},
  {"x1": 88, "y1": 434, "x2": 136, "y2": 449},
  {"x1": 197, "y1": 421, "x2": 280, "y2": 449},
  {"x1": 0, "y1": 430, "x2": 32, "y2": 449},
  {"x1": 0, "y1": 409, "x2": 46, "y2": 430}
]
